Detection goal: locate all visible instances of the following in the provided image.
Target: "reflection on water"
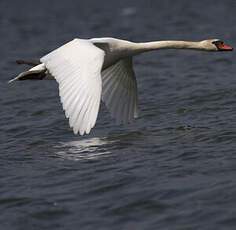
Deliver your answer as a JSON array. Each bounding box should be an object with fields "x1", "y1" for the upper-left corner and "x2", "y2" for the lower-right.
[
  {"x1": 54, "y1": 131, "x2": 145, "y2": 161},
  {"x1": 55, "y1": 137, "x2": 115, "y2": 161}
]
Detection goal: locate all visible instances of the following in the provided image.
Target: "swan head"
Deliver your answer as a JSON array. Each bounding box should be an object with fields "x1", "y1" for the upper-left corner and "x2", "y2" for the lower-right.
[{"x1": 200, "y1": 39, "x2": 233, "y2": 51}]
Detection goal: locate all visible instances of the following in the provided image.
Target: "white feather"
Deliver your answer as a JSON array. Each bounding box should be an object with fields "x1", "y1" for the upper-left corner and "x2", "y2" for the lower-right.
[
  {"x1": 101, "y1": 57, "x2": 138, "y2": 124},
  {"x1": 40, "y1": 39, "x2": 105, "y2": 135}
]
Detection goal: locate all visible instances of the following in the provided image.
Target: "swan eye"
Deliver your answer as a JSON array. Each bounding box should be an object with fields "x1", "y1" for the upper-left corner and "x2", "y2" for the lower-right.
[{"x1": 212, "y1": 40, "x2": 224, "y2": 45}]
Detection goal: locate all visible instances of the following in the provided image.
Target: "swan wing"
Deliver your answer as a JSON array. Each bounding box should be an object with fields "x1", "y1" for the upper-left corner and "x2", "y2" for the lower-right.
[
  {"x1": 101, "y1": 57, "x2": 138, "y2": 124},
  {"x1": 40, "y1": 39, "x2": 105, "y2": 135}
]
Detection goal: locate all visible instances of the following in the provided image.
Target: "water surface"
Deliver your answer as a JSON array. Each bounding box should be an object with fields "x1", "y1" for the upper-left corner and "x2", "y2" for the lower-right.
[{"x1": 1, "y1": 0, "x2": 236, "y2": 229}]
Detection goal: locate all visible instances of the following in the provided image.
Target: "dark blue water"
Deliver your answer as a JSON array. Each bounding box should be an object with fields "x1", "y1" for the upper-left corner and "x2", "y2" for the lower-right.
[{"x1": 1, "y1": 0, "x2": 236, "y2": 229}]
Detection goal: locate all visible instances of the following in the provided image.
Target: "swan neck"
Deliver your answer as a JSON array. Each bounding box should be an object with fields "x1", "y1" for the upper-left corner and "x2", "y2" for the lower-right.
[{"x1": 133, "y1": 41, "x2": 203, "y2": 54}]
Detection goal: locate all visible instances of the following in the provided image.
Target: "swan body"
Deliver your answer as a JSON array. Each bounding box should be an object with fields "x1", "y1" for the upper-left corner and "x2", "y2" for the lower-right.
[{"x1": 9, "y1": 37, "x2": 233, "y2": 135}]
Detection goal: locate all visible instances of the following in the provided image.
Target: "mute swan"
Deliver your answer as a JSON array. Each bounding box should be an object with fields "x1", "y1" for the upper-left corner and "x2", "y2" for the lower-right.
[{"x1": 9, "y1": 37, "x2": 233, "y2": 135}]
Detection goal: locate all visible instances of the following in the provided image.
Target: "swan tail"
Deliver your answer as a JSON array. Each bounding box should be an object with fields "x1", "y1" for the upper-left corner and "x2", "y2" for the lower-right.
[{"x1": 8, "y1": 63, "x2": 48, "y2": 83}]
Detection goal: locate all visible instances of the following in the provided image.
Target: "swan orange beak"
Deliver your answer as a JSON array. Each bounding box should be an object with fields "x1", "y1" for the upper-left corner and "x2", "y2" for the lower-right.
[{"x1": 217, "y1": 43, "x2": 233, "y2": 51}]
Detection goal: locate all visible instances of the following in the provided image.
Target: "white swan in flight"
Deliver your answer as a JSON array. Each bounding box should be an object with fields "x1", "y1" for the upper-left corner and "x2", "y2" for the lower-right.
[{"x1": 9, "y1": 37, "x2": 233, "y2": 135}]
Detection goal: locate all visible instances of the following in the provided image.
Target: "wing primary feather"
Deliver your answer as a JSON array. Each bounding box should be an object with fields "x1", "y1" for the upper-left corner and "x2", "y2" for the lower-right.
[
  {"x1": 102, "y1": 63, "x2": 121, "y2": 93},
  {"x1": 115, "y1": 74, "x2": 129, "y2": 123},
  {"x1": 40, "y1": 38, "x2": 104, "y2": 135},
  {"x1": 101, "y1": 57, "x2": 138, "y2": 125},
  {"x1": 73, "y1": 93, "x2": 93, "y2": 135},
  {"x1": 103, "y1": 64, "x2": 123, "y2": 107},
  {"x1": 69, "y1": 85, "x2": 89, "y2": 127},
  {"x1": 79, "y1": 95, "x2": 95, "y2": 135},
  {"x1": 108, "y1": 74, "x2": 127, "y2": 123}
]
